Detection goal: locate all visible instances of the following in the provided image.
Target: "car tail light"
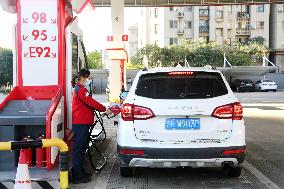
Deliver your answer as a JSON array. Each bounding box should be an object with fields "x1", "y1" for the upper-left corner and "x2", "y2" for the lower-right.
[
  {"x1": 119, "y1": 149, "x2": 145, "y2": 155},
  {"x1": 223, "y1": 148, "x2": 246, "y2": 155},
  {"x1": 211, "y1": 102, "x2": 243, "y2": 120},
  {"x1": 121, "y1": 103, "x2": 155, "y2": 121}
]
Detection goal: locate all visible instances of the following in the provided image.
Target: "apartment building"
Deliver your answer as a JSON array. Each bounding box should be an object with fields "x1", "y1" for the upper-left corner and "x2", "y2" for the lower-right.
[
  {"x1": 270, "y1": 4, "x2": 284, "y2": 72},
  {"x1": 128, "y1": 23, "x2": 139, "y2": 57},
  {"x1": 138, "y1": 4, "x2": 270, "y2": 47}
]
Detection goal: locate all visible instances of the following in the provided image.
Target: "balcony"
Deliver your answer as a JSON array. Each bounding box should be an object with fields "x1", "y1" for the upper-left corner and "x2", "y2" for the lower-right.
[
  {"x1": 236, "y1": 28, "x2": 250, "y2": 35},
  {"x1": 177, "y1": 29, "x2": 185, "y2": 35},
  {"x1": 237, "y1": 12, "x2": 250, "y2": 20},
  {"x1": 199, "y1": 26, "x2": 209, "y2": 33},
  {"x1": 199, "y1": 9, "x2": 209, "y2": 17},
  {"x1": 177, "y1": 12, "x2": 184, "y2": 18}
]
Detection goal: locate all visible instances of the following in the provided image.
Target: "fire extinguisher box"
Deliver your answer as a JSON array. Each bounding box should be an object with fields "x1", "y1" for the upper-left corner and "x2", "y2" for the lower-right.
[{"x1": 0, "y1": 86, "x2": 64, "y2": 171}]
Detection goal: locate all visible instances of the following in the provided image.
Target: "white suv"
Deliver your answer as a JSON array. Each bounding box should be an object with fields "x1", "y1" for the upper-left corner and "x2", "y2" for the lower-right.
[{"x1": 117, "y1": 67, "x2": 246, "y2": 178}]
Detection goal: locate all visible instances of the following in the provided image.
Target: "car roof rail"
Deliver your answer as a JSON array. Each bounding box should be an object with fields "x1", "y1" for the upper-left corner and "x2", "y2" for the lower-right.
[
  {"x1": 142, "y1": 67, "x2": 148, "y2": 71},
  {"x1": 204, "y1": 65, "x2": 212, "y2": 69}
]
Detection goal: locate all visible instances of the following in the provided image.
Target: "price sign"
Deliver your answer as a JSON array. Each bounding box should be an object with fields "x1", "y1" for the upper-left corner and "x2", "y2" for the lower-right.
[{"x1": 20, "y1": 0, "x2": 58, "y2": 86}]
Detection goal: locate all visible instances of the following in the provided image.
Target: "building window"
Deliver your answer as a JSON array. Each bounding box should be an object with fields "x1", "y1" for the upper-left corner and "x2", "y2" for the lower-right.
[
  {"x1": 199, "y1": 37, "x2": 209, "y2": 43},
  {"x1": 228, "y1": 5, "x2": 232, "y2": 13},
  {"x1": 237, "y1": 5, "x2": 249, "y2": 13},
  {"x1": 199, "y1": 9, "x2": 209, "y2": 17},
  {"x1": 199, "y1": 20, "x2": 209, "y2": 27},
  {"x1": 154, "y1": 24, "x2": 158, "y2": 34},
  {"x1": 282, "y1": 21, "x2": 284, "y2": 29},
  {"x1": 169, "y1": 20, "x2": 178, "y2": 28},
  {"x1": 169, "y1": 38, "x2": 178, "y2": 45},
  {"x1": 228, "y1": 38, "x2": 232, "y2": 45},
  {"x1": 186, "y1": 6, "x2": 192, "y2": 12},
  {"x1": 170, "y1": 7, "x2": 174, "y2": 11},
  {"x1": 256, "y1": 21, "x2": 264, "y2": 29},
  {"x1": 154, "y1": 8, "x2": 158, "y2": 18},
  {"x1": 216, "y1": 10, "x2": 223, "y2": 19},
  {"x1": 216, "y1": 29, "x2": 223, "y2": 37},
  {"x1": 185, "y1": 21, "x2": 192, "y2": 29},
  {"x1": 257, "y1": 4, "x2": 264, "y2": 12}
]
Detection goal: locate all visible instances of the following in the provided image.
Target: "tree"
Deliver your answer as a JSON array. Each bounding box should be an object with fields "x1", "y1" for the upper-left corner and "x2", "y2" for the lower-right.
[
  {"x1": 247, "y1": 36, "x2": 265, "y2": 45},
  {"x1": 87, "y1": 51, "x2": 102, "y2": 69},
  {"x1": 131, "y1": 39, "x2": 269, "y2": 68},
  {"x1": 0, "y1": 47, "x2": 13, "y2": 85}
]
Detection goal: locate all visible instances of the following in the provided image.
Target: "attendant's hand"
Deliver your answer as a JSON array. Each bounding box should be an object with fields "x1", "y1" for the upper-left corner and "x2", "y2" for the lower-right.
[{"x1": 105, "y1": 108, "x2": 112, "y2": 116}]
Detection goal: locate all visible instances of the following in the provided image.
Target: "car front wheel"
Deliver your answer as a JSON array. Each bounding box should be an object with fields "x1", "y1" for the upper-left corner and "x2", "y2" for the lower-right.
[{"x1": 119, "y1": 166, "x2": 135, "y2": 177}]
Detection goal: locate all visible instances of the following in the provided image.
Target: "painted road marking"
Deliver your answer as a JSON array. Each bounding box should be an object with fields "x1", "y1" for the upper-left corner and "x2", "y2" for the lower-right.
[{"x1": 243, "y1": 161, "x2": 281, "y2": 189}]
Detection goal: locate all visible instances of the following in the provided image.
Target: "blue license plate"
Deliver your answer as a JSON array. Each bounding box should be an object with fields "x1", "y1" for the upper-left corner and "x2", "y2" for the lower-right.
[{"x1": 165, "y1": 118, "x2": 200, "y2": 130}]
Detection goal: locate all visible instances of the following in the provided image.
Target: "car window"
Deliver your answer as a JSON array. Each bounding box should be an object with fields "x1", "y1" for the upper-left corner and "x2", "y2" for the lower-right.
[
  {"x1": 135, "y1": 72, "x2": 228, "y2": 99},
  {"x1": 264, "y1": 80, "x2": 273, "y2": 82}
]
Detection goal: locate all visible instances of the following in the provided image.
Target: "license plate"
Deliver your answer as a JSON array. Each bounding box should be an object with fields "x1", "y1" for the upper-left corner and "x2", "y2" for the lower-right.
[{"x1": 165, "y1": 118, "x2": 200, "y2": 130}]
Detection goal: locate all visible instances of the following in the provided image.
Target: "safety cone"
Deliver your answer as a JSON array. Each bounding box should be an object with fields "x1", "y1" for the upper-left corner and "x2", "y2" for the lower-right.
[{"x1": 14, "y1": 150, "x2": 32, "y2": 189}]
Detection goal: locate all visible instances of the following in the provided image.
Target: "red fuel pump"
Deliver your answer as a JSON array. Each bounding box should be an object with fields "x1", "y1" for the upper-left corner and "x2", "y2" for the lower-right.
[
  {"x1": 36, "y1": 134, "x2": 46, "y2": 168},
  {"x1": 22, "y1": 136, "x2": 33, "y2": 167}
]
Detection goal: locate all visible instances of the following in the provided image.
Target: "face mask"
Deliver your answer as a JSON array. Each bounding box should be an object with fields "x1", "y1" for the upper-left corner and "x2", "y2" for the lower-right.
[{"x1": 84, "y1": 79, "x2": 92, "y2": 87}]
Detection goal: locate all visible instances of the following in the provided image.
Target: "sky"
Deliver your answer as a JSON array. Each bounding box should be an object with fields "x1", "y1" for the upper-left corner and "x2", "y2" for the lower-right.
[{"x1": 0, "y1": 4, "x2": 141, "y2": 52}]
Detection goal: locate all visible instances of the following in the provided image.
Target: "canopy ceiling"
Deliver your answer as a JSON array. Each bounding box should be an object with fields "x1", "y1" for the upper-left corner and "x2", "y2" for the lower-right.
[{"x1": 1, "y1": 0, "x2": 283, "y2": 13}]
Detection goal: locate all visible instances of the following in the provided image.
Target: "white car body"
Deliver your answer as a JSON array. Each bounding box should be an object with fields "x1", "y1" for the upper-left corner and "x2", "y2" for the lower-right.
[
  {"x1": 255, "y1": 80, "x2": 277, "y2": 92},
  {"x1": 117, "y1": 67, "x2": 246, "y2": 177}
]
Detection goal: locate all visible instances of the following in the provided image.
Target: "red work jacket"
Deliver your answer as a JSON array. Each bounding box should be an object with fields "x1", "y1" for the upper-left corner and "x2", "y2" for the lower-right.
[{"x1": 72, "y1": 83, "x2": 106, "y2": 124}]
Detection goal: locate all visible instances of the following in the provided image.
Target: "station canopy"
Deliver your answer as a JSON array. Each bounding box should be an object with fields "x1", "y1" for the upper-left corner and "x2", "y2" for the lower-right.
[
  {"x1": 92, "y1": 0, "x2": 283, "y2": 7},
  {"x1": 218, "y1": 66, "x2": 278, "y2": 77},
  {"x1": 1, "y1": 0, "x2": 283, "y2": 14}
]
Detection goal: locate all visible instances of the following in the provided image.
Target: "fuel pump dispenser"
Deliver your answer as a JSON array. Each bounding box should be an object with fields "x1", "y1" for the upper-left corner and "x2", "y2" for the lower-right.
[
  {"x1": 0, "y1": 0, "x2": 90, "y2": 185},
  {"x1": 0, "y1": 0, "x2": 126, "y2": 186}
]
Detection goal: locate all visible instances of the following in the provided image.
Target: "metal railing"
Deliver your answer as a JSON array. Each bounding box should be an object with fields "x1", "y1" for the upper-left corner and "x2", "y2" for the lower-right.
[
  {"x1": 237, "y1": 12, "x2": 250, "y2": 20},
  {"x1": 199, "y1": 26, "x2": 209, "y2": 33},
  {"x1": 0, "y1": 138, "x2": 69, "y2": 189},
  {"x1": 236, "y1": 28, "x2": 250, "y2": 35}
]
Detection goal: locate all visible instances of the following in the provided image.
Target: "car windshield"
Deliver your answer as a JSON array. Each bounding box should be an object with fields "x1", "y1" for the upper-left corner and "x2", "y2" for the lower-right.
[{"x1": 135, "y1": 71, "x2": 228, "y2": 99}]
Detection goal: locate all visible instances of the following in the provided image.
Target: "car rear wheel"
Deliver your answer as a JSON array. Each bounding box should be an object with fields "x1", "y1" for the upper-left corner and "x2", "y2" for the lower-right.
[
  {"x1": 273, "y1": 90, "x2": 277, "y2": 92},
  {"x1": 119, "y1": 166, "x2": 135, "y2": 177},
  {"x1": 223, "y1": 166, "x2": 242, "y2": 178}
]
